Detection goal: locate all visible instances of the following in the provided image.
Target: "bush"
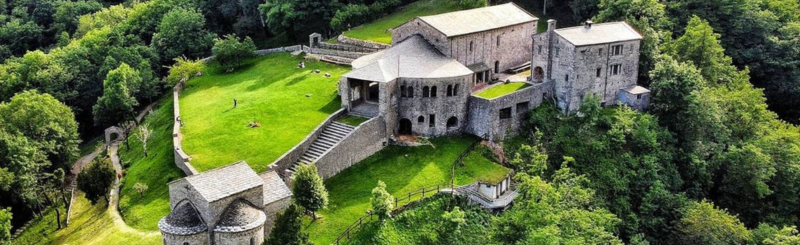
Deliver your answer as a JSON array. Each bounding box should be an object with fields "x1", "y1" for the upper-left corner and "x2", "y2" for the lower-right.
[
  {"x1": 370, "y1": 180, "x2": 394, "y2": 219},
  {"x1": 166, "y1": 56, "x2": 205, "y2": 86},
  {"x1": 212, "y1": 34, "x2": 256, "y2": 68},
  {"x1": 77, "y1": 157, "x2": 116, "y2": 204}
]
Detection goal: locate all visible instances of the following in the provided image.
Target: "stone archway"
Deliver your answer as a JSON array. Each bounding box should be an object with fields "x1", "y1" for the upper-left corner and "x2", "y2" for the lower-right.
[
  {"x1": 533, "y1": 66, "x2": 544, "y2": 81},
  {"x1": 105, "y1": 126, "x2": 125, "y2": 146}
]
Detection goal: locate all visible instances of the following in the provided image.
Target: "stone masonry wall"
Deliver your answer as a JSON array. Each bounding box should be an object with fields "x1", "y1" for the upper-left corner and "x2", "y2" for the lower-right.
[
  {"x1": 302, "y1": 46, "x2": 368, "y2": 59},
  {"x1": 172, "y1": 82, "x2": 199, "y2": 176},
  {"x1": 268, "y1": 109, "x2": 347, "y2": 177},
  {"x1": 262, "y1": 196, "x2": 292, "y2": 238},
  {"x1": 338, "y1": 34, "x2": 391, "y2": 49},
  {"x1": 318, "y1": 42, "x2": 380, "y2": 53},
  {"x1": 566, "y1": 39, "x2": 640, "y2": 110},
  {"x1": 392, "y1": 18, "x2": 450, "y2": 54},
  {"x1": 214, "y1": 225, "x2": 263, "y2": 245},
  {"x1": 449, "y1": 22, "x2": 536, "y2": 77},
  {"x1": 315, "y1": 116, "x2": 387, "y2": 179},
  {"x1": 466, "y1": 81, "x2": 553, "y2": 140},
  {"x1": 161, "y1": 231, "x2": 209, "y2": 245},
  {"x1": 395, "y1": 75, "x2": 473, "y2": 136}
]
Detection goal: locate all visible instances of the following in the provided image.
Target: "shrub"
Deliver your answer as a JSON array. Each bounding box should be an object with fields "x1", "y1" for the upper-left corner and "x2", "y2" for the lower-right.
[
  {"x1": 370, "y1": 180, "x2": 394, "y2": 219},
  {"x1": 212, "y1": 34, "x2": 256, "y2": 68}
]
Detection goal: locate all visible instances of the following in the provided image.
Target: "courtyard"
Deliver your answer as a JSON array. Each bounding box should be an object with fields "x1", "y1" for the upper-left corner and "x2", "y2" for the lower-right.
[{"x1": 179, "y1": 53, "x2": 350, "y2": 172}]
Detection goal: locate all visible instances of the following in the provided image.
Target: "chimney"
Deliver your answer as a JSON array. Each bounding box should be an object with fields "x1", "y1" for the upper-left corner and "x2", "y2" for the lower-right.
[
  {"x1": 584, "y1": 20, "x2": 593, "y2": 29},
  {"x1": 547, "y1": 19, "x2": 557, "y2": 33}
]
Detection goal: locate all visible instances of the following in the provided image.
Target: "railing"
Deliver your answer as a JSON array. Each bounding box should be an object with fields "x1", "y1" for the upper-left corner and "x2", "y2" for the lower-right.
[{"x1": 451, "y1": 140, "x2": 481, "y2": 187}]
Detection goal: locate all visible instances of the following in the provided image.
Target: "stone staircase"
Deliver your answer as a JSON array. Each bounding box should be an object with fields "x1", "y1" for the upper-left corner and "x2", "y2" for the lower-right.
[{"x1": 285, "y1": 122, "x2": 355, "y2": 175}]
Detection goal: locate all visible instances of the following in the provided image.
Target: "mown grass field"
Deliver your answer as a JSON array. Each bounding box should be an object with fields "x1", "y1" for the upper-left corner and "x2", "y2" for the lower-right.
[
  {"x1": 475, "y1": 82, "x2": 531, "y2": 99},
  {"x1": 343, "y1": 0, "x2": 464, "y2": 44},
  {"x1": 304, "y1": 136, "x2": 508, "y2": 245},
  {"x1": 179, "y1": 53, "x2": 350, "y2": 172}
]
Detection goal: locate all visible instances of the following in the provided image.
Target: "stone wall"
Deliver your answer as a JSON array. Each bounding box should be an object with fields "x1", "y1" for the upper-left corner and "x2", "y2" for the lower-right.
[
  {"x1": 317, "y1": 42, "x2": 380, "y2": 53},
  {"x1": 254, "y1": 45, "x2": 302, "y2": 56},
  {"x1": 315, "y1": 116, "x2": 387, "y2": 179},
  {"x1": 172, "y1": 82, "x2": 199, "y2": 176},
  {"x1": 268, "y1": 109, "x2": 347, "y2": 177},
  {"x1": 392, "y1": 18, "x2": 450, "y2": 54},
  {"x1": 561, "y1": 39, "x2": 640, "y2": 110},
  {"x1": 395, "y1": 75, "x2": 473, "y2": 136},
  {"x1": 161, "y1": 231, "x2": 209, "y2": 245},
  {"x1": 214, "y1": 225, "x2": 264, "y2": 245},
  {"x1": 262, "y1": 196, "x2": 292, "y2": 238},
  {"x1": 338, "y1": 34, "x2": 391, "y2": 49},
  {"x1": 302, "y1": 46, "x2": 367, "y2": 59},
  {"x1": 466, "y1": 81, "x2": 553, "y2": 140}
]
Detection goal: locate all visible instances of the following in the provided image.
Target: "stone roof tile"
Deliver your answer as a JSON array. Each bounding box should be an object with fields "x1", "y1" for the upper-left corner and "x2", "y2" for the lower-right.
[
  {"x1": 260, "y1": 171, "x2": 292, "y2": 205},
  {"x1": 183, "y1": 161, "x2": 262, "y2": 203},
  {"x1": 418, "y1": 3, "x2": 537, "y2": 37},
  {"x1": 554, "y1": 21, "x2": 642, "y2": 46}
]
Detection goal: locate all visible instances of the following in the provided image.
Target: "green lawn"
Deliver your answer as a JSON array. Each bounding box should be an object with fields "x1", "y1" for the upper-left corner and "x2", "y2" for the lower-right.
[
  {"x1": 475, "y1": 82, "x2": 532, "y2": 99},
  {"x1": 303, "y1": 136, "x2": 504, "y2": 245},
  {"x1": 11, "y1": 192, "x2": 161, "y2": 245},
  {"x1": 336, "y1": 115, "x2": 369, "y2": 126},
  {"x1": 343, "y1": 0, "x2": 464, "y2": 44},
  {"x1": 179, "y1": 53, "x2": 350, "y2": 172},
  {"x1": 455, "y1": 145, "x2": 510, "y2": 184},
  {"x1": 118, "y1": 96, "x2": 185, "y2": 231}
]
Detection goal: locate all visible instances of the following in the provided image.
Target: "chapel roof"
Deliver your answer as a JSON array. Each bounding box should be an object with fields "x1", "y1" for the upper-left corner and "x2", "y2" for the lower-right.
[
  {"x1": 181, "y1": 161, "x2": 263, "y2": 203},
  {"x1": 214, "y1": 199, "x2": 266, "y2": 233},
  {"x1": 346, "y1": 35, "x2": 473, "y2": 82},
  {"x1": 621, "y1": 85, "x2": 650, "y2": 94},
  {"x1": 554, "y1": 21, "x2": 642, "y2": 46},
  {"x1": 417, "y1": 3, "x2": 537, "y2": 37},
  {"x1": 260, "y1": 170, "x2": 292, "y2": 205},
  {"x1": 158, "y1": 201, "x2": 207, "y2": 235}
]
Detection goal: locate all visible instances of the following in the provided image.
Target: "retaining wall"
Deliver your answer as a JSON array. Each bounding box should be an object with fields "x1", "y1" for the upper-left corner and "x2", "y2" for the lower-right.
[
  {"x1": 315, "y1": 116, "x2": 387, "y2": 179},
  {"x1": 337, "y1": 34, "x2": 391, "y2": 49},
  {"x1": 466, "y1": 81, "x2": 554, "y2": 140},
  {"x1": 267, "y1": 109, "x2": 348, "y2": 177},
  {"x1": 302, "y1": 46, "x2": 368, "y2": 59},
  {"x1": 172, "y1": 82, "x2": 199, "y2": 176},
  {"x1": 317, "y1": 42, "x2": 379, "y2": 53}
]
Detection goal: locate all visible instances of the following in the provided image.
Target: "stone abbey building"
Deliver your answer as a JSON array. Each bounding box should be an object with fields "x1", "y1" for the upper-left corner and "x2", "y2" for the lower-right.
[{"x1": 160, "y1": 3, "x2": 650, "y2": 245}]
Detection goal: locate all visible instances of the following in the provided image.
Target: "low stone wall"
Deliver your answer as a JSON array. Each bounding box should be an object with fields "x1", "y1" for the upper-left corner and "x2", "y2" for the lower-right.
[
  {"x1": 466, "y1": 81, "x2": 554, "y2": 140},
  {"x1": 302, "y1": 46, "x2": 367, "y2": 59},
  {"x1": 317, "y1": 42, "x2": 379, "y2": 53},
  {"x1": 337, "y1": 34, "x2": 391, "y2": 49},
  {"x1": 254, "y1": 45, "x2": 303, "y2": 56},
  {"x1": 268, "y1": 109, "x2": 348, "y2": 177},
  {"x1": 315, "y1": 116, "x2": 387, "y2": 180},
  {"x1": 172, "y1": 82, "x2": 199, "y2": 176}
]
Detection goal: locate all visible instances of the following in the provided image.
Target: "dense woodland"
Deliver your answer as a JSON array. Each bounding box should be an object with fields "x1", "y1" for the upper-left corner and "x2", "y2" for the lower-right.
[{"x1": 0, "y1": 0, "x2": 798, "y2": 243}]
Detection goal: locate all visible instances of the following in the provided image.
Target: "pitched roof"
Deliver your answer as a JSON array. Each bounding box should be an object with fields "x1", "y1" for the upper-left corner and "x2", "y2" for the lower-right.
[
  {"x1": 183, "y1": 161, "x2": 263, "y2": 203},
  {"x1": 554, "y1": 21, "x2": 642, "y2": 46},
  {"x1": 260, "y1": 171, "x2": 292, "y2": 205},
  {"x1": 621, "y1": 85, "x2": 650, "y2": 94},
  {"x1": 214, "y1": 200, "x2": 266, "y2": 232},
  {"x1": 346, "y1": 35, "x2": 473, "y2": 82},
  {"x1": 159, "y1": 201, "x2": 207, "y2": 235},
  {"x1": 417, "y1": 3, "x2": 537, "y2": 37}
]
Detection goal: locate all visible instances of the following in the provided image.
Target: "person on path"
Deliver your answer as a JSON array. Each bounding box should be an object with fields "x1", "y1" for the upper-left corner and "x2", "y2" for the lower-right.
[{"x1": 234, "y1": 98, "x2": 237, "y2": 108}]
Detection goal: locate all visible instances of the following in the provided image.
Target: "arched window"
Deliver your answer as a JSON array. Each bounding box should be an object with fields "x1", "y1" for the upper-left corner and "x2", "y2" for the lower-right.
[
  {"x1": 183, "y1": 242, "x2": 190, "y2": 245},
  {"x1": 494, "y1": 61, "x2": 500, "y2": 73},
  {"x1": 453, "y1": 84, "x2": 459, "y2": 96},
  {"x1": 422, "y1": 86, "x2": 430, "y2": 97},
  {"x1": 418, "y1": 116, "x2": 425, "y2": 123},
  {"x1": 431, "y1": 86, "x2": 437, "y2": 97},
  {"x1": 446, "y1": 85, "x2": 453, "y2": 96},
  {"x1": 250, "y1": 237, "x2": 255, "y2": 245},
  {"x1": 400, "y1": 85, "x2": 406, "y2": 97},
  {"x1": 407, "y1": 86, "x2": 414, "y2": 98},
  {"x1": 469, "y1": 41, "x2": 474, "y2": 52},
  {"x1": 447, "y1": 117, "x2": 458, "y2": 128}
]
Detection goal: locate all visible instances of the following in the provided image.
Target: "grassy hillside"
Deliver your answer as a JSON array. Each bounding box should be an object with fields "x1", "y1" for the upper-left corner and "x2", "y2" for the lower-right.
[
  {"x1": 179, "y1": 53, "x2": 350, "y2": 172},
  {"x1": 343, "y1": 0, "x2": 464, "y2": 44}
]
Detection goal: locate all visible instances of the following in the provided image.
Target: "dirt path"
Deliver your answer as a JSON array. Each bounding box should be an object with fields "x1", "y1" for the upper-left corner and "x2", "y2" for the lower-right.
[
  {"x1": 106, "y1": 142, "x2": 160, "y2": 237},
  {"x1": 64, "y1": 149, "x2": 101, "y2": 191}
]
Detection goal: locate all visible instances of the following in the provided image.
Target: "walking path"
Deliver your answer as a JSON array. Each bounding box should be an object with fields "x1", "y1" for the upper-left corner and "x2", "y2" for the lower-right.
[{"x1": 106, "y1": 141, "x2": 160, "y2": 237}]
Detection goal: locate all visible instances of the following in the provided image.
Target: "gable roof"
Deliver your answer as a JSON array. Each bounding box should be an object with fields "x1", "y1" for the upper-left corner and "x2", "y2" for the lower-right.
[
  {"x1": 260, "y1": 171, "x2": 292, "y2": 205},
  {"x1": 346, "y1": 35, "x2": 473, "y2": 82},
  {"x1": 554, "y1": 21, "x2": 642, "y2": 46},
  {"x1": 417, "y1": 3, "x2": 537, "y2": 37},
  {"x1": 182, "y1": 161, "x2": 263, "y2": 203}
]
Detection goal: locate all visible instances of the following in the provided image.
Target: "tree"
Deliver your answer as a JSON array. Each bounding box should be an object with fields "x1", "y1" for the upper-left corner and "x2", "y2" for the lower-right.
[
  {"x1": 134, "y1": 123, "x2": 152, "y2": 157},
  {"x1": 166, "y1": 56, "x2": 205, "y2": 86},
  {"x1": 439, "y1": 206, "x2": 467, "y2": 244},
  {"x1": 260, "y1": 0, "x2": 341, "y2": 40},
  {"x1": 119, "y1": 121, "x2": 136, "y2": 151},
  {"x1": 370, "y1": 180, "x2": 394, "y2": 219},
  {"x1": 151, "y1": 8, "x2": 214, "y2": 62},
  {"x1": 264, "y1": 204, "x2": 311, "y2": 245},
  {"x1": 292, "y1": 163, "x2": 328, "y2": 219},
  {"x1": 93, "y1": 63, "x2": 139, "y2": 127},
  {"x1": 0, "y1": 207, "x2": 10, "y2": 242},
  {"x1": 77, "y1": 157, "x2": 115, "y2": 204},
  {"x1": 677, "y1": 200, "x2": 751, "y2": 245},
  {"x1": 133, "y1": 182, "x2": 148, "y2": 198},
  {"x1": 212, "y1": 34, "x2": 256, "y2": 69},
  {"x1": 673, "y1": 16, "x2": 738, "y2": 85}
]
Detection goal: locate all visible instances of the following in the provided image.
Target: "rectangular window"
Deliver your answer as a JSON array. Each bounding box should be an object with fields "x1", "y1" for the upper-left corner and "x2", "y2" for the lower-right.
[
  {"x1": 611, "y1": 45, "x2": 623, "y2": 55},
  {"x1": 610, "y1": 64, "x2": 621, "y2": 75},
  {"x1": 599, "y1": 48, "x2": 604, "y2": 56},
  {"x1": 565, "y1": 74, "x2": 569, "y2": 82},
  {"x1": 516, "y1": 102, "x2": 530, "y2": 113},
  {"x1": 637, "y1": 94, "x2": 642, "y2": 99},
  {"x1": 596, "y1": 68, "x2": 602, "y2": 77},
  {"x1": 497, "y1": 35, "x2": 501, "y2": 46},
  {"x1": 429, "y1": 114, "x2": 435, "y2": 127},
  {"x1": 537, "y1": 45, "x2": 542, "y2": 54},
  {"x1": 499, "y1": 108, "x2": 512, "y2": 119}
]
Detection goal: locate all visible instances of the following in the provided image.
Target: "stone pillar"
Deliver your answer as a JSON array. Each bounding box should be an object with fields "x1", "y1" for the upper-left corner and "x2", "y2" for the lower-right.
[{"x1": 309, "y1": 33, "x2": 322, "y2": 48}]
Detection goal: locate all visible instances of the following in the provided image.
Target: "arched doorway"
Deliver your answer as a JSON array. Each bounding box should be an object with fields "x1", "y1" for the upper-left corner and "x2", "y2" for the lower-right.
[
  {"x1": 104, "y1": 126, "x2": 125, "y2": 146},
  {"x1": 367, "y1": 82, "x2": 379, "y2": 102},
  {"x1": 494, "y1": 61, "x2": 500, "y2": 73},
  {"x1": 447, "y1": 117, "x2": 458, "y2": 128},
  {"x1": 398, "y1": 118, "x2": 412, "y2": 135},
  {"x1": 533, "y1": 66, "x2": 544, "y2": 81}
]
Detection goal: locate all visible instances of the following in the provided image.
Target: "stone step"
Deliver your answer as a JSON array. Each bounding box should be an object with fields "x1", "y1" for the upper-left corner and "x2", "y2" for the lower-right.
[
  {"x1": 321, "y1": 129, "x2": 348, "y2": 138},
  {"x1": 328, "y1": 123, "x2": 353, "y2": 132},
  {"x1": 306, "y1": 148, "x2": 325, "y2": 158},
  {"x1": 314, "y1": 136, "x2": 340, "y2": 146},
  {"x1": 331, "y1": 121, "x2": 355, "y2": 129},
  {"x1": 309, "y1": 145, "x2": 329, "y2": 154}
]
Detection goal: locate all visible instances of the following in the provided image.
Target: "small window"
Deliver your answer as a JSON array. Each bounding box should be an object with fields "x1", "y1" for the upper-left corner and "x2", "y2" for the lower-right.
[
  {"x1": 469, "y1": 41, "x2": 473, "y2": 52},
  {"x1": 407, "y1": 86, "x2": 414, "y2": 98},
  {"x1": 183, "y1": 243, "x2": 189, "y2": 245},
  {"x1": 596, "y1": 68, "x2": 602, "y2": 77},
  {"x1": 555, "y1": 48, "x2": 560, "y2": 57},
  {"x1": 446, "y1": 85, "x2": 453, "y2": 96},
  {"x1": 516, "y1": 102, "x2": 530, "y2": 113},
  {"x1": 422, "y1": 86, "x2": 430, "y2": 97},
  {"x1": 611, "y1": 45, "x2": 623, "y2": 55},
  {"x1": 400, "y1": 85, "x2": 406, "y2": 97},
  {"x1": 497, "y1": 35, "x2": 501, "y2": 46},
  {"x1": 418, "y1": 116, "x2": 425, "y2": 123},
  {"x1": 565, "y1": 74, "x2": 569, "y2": 82},
  {"x1": 429, "y1": 114, "x2": 435, "y2": 127},
  {"x1": 453, "y1": 84, "x2": 459, "y2": 96},
  {"x1": 580, "y1": 50, "x2": 586, "y2": 60},
  {"x1": 431, "y1": 86, "x2": 437, "y2": 97},
  {"x1": 537, "y1": 45, "x2": 542, "y2": 54},
  {"x1": 250, "y1": 238, "x2": 255, "y2": 245},
  {"x1": 610, "y1": 64, "x2": 621, "y2": 75},
  {"x1": 599, "y1": 48, "x2": 604, "y2": 56},
  {"x1": 637, "y1": 94, "x2": 642, "y2": 99},
  {"x1": 499, "y1": 107, "x2": 512, "y2": 119},
  {"x1": 447, "y1": 117, "x2": 458, "y2": 128}
]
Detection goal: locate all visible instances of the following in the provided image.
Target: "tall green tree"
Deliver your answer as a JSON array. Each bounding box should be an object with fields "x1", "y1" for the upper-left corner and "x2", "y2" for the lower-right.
[
  {"x1": 292, "y1": 163, "x2": 328, "y2": 219},
  {"x1": 93, "y1": 63, "x2": 139, "y2": 127},
  {"x1": 151, "y1": 8, "x2": 214, "y2": 62},
  {"x1": 264, "y1": 204, "x2": 311, "y2": 245},
  {"x1": 260, "y1": 0, "x2": 340, "y2": 40},
  {"x1": 211, "y1": 34, "x2": 256, "y2": 68},
  {"x1": 77, "y1": 157, "x2": 115, "y2": 205},
  {"x1": 677, "y1": 200, "x2": 751, "y2": 245},
  {"x1": 166, "y1": 56, "x2": 205, "y2": 86}
]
